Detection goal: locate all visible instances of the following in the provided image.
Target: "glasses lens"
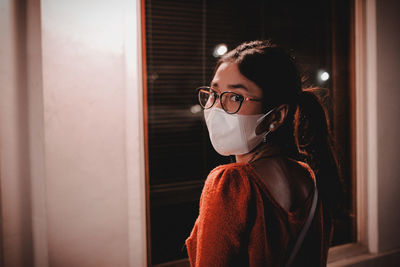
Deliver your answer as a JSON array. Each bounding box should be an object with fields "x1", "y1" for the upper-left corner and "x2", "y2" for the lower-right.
[
  {"x1": 221, "y1": 92, "x2": 243, "y2": 114},
  {"x1": 198, "y1": 88, "x2": 214, "y2": 109}
]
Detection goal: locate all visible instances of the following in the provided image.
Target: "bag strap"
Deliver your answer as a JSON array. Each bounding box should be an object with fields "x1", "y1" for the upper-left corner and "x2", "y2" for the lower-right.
[{"x1": 284, "y1": 180, "x2": 318, "y2": 267}]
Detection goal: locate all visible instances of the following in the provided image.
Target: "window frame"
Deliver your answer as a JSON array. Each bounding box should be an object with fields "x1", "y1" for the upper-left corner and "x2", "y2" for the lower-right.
[
  {"x1": 327, "y1": 0, "x2": 381, "y2": 265},
  {"x1": 139, "y1": 0, "x2": 400, "y2": 266}
]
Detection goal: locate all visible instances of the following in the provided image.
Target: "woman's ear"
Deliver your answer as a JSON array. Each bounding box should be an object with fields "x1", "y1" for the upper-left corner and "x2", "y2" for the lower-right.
[
  {"x1": 255, "y1": 104, "x2": 289, "y2": 135},
  {"x1": 277, "y1": 104, "x2": 289, "y2": 124},
  {"x1": 269, "y1": 104, "x2": 289, "y2": 131}
]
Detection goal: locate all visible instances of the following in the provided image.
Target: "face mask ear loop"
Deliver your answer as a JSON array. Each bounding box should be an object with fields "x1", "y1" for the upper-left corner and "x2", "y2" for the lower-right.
[
  {"x1": 263, "y1": 129, "x2": 272, "y2": 143},
  {"x1": 258, "y1": 107, "x2": 277, "y2": 124},
  {"x1": 258, "y1": 107, "x2": 277, "y2": 143},
  {"x1": 265, "y1": 107, "x2": 277, "y2": 117}
]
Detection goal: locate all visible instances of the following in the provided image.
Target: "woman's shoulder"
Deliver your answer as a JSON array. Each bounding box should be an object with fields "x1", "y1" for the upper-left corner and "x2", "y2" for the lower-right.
[
  {"x1": 202, "y1": 162, "x2": 254, "y2": 197},
  {"x1": 207, "y1": 162, "x2": 254, "y2": 183},
  {"x1": 209, "y1": 162, "x2": 250, "y2": 173}
]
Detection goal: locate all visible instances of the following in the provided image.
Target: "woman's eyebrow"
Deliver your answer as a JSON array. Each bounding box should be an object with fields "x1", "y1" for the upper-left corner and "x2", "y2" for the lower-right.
[
  {"x1": 210, "y1": 82, "x2": 249, "y2": 91},
  {"x1": 228, "y1": 84, "x2": 248, "y2": 91},
  {"x1": 210, "y1": 82, "x2": 218, "y2": 87}
]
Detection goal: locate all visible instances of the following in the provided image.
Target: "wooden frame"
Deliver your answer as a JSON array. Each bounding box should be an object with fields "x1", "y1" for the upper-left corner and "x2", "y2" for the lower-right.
[
  {"x1": 141, "y1": 0, "x2": 369, "y2": 265},
  {"x1": 140, "y1": 0, "x2": 152, "y2": 265},
  {"x1": 327, "y1": 0, "x2": 378, "y2": 264}
]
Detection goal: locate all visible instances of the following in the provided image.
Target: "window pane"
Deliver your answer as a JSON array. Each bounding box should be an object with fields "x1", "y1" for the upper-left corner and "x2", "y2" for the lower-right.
[{"x1": 145, "y1": 0, "x2": 355, "y2": 265}]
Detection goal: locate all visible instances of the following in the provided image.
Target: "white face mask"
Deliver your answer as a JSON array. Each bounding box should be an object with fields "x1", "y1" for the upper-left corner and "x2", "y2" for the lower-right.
[{"x1": 204, "y1": 107, "x2": 275, "y2": 156}]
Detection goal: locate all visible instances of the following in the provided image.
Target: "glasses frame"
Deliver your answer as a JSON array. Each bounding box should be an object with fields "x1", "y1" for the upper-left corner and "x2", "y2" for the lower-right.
[{"x1": 196, "y1": 86, "x2": 262, "y2": 114}]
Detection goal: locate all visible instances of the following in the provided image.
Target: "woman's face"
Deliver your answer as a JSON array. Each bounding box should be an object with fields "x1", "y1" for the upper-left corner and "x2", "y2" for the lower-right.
[{"x1": 210, "y1": 62, "x2": 263, "y2": 115}]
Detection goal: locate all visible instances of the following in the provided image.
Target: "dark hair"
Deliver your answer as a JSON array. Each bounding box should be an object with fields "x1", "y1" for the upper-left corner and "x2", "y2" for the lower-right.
[{"x1": 216, "y1": 40, "x2": 343, "y2": 213}]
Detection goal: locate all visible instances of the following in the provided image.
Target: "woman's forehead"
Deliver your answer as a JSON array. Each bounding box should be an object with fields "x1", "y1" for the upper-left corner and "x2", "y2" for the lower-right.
[
  {"x1": 212, "y1": 62, "x2": 240, "y2": 81},
  {"x1": 212, "y1": 62, "x2": 262, "y2": 96}
]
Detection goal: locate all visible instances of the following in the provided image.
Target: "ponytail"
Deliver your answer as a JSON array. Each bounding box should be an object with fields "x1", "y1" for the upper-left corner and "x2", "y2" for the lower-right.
[{"x1": 294, "y1": 88, "x2": 343, "y2": 214}]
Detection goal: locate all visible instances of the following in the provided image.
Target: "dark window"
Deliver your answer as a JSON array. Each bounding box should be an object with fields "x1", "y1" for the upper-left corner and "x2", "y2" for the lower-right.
[{"x1": 144, "y1": 0, "x2": 355, "y2": 265}]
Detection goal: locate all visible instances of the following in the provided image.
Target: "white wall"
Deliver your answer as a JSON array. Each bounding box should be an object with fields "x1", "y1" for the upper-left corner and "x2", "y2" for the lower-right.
[
  {"x1": 0, "y1": 0, "x2": 147, "y2": 266},
  {"x1": 41, "y1": 1, "x2": 129, "y2": 266}
]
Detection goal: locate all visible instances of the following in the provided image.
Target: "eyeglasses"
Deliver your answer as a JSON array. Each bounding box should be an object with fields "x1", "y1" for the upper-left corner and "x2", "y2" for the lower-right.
[{"x1": 196, "y1": 86, "x2": 262, "y2": 114}]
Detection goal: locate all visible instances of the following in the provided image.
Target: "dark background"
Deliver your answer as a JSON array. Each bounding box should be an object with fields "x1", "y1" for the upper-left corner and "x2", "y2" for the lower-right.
[{"x1": 145, "y1": 0, "x2": 355, "y2": 265}]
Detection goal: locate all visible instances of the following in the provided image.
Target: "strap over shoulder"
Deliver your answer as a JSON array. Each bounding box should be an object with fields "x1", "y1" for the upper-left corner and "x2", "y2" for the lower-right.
[{"x1": 285, "y1": 178, "x2": 318, "y2": 267}]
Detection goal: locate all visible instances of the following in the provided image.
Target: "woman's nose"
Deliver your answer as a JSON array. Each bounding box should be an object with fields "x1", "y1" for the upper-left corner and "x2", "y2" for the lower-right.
[{"x1": 214, "y1": 95, "x2": 223, "y2": 109}]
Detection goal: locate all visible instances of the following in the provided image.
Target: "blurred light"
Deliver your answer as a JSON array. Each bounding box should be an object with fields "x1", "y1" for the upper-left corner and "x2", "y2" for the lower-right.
[
  {"x1": 213, "y1": 44, "x2": 228, "y2": 57},
  {"x1": 190, "y1": 104, "x2": 202, "y2": 114},
  {"x1": 320, "y1": 71, "x2": 330, "y2": 82},
  {"x1": 149, "y1": 72, "x2": 159, "y2": 82}
]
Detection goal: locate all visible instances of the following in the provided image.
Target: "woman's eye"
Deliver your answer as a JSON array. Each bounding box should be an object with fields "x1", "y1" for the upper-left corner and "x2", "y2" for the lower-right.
[{"x1": 230, "y1": 94, "x2": 243, "y2": 102}]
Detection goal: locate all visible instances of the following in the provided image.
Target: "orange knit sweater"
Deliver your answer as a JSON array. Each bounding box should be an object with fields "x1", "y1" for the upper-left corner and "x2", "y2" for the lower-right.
[{"x1": 185, "y1": 162, "x2": 333, "y2": 267}]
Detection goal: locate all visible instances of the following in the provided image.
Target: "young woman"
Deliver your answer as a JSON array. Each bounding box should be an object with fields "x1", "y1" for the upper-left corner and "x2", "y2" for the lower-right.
[{"x1": 185, "y1": 40, "x2": 343, "y2": 266}]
